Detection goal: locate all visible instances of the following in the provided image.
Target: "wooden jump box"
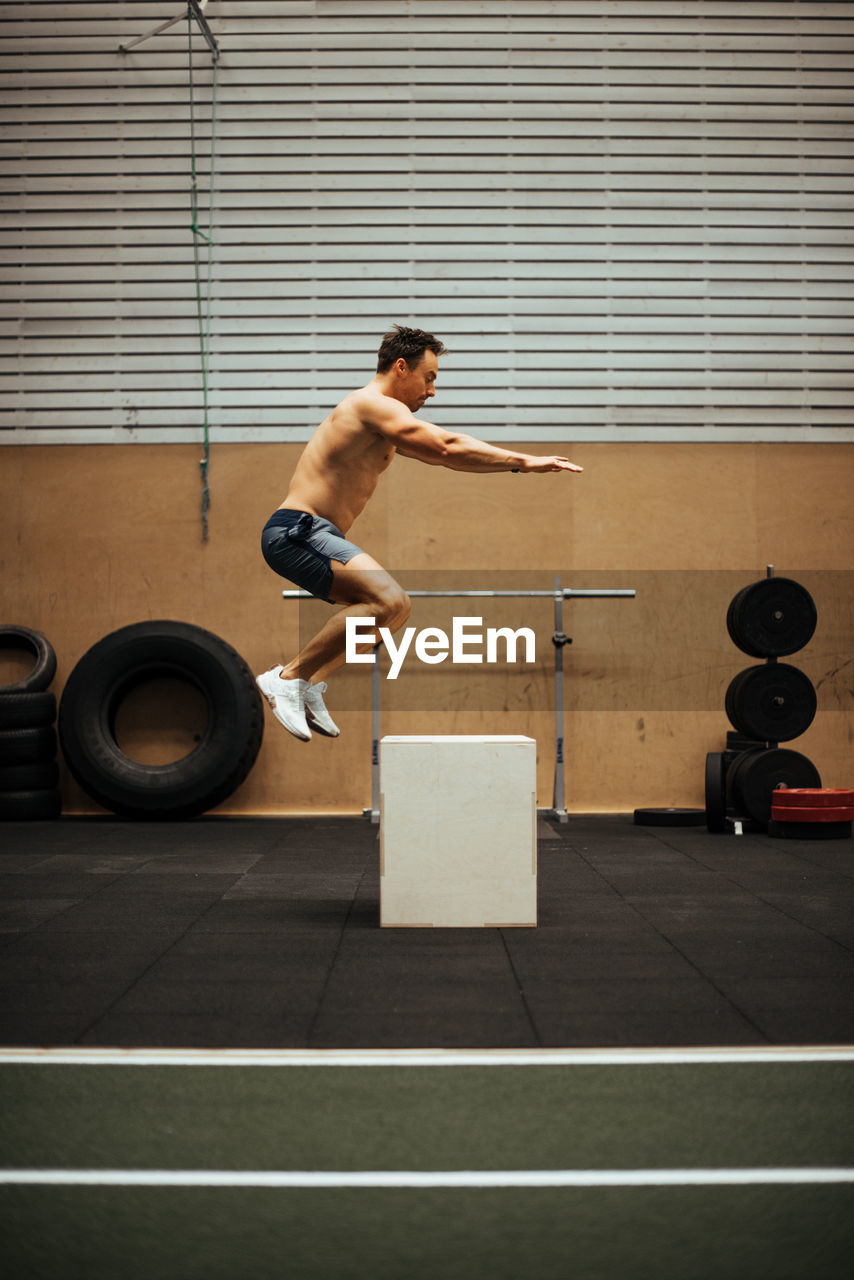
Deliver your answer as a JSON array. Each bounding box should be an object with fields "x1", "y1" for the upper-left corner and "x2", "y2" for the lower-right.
[{"x1": 379, "y1": 735, "x2": 538, "y2": 928}]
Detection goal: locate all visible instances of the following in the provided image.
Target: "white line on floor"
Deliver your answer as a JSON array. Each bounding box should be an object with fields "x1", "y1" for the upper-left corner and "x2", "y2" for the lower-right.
[
  {"x1": 0, "y1": 1047, "x2": 852, "y2": 1067},
  {"x1": 2, "y1": 1167, "x2": 853, "y2": 1188}
]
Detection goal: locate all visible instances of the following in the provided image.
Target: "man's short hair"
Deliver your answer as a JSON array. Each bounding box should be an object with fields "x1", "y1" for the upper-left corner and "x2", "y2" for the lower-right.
[{"x1": 376, "y1": 324, "x2": 447, "y2": 373}]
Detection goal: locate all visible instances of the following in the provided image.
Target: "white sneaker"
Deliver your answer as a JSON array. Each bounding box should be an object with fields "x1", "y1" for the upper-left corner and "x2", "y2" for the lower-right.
[
  {"x1": 255, "y1": 667, "x2": 311, "y2": 741},
  {"x1": 303, "y1": 681, "x2": 340, "y2": 737}
]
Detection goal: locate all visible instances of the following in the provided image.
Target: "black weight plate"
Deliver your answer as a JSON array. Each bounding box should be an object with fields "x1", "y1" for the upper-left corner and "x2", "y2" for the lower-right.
[
  {"x1": 768, "y1": 818, "x2": 852, "y2": 841},
  {"x1": 725, "y1": 663, "x2": 816, "y2": 743},
  {"x1": 736, "y1": 748, "x2": 821, "y2": 826},
  {"x1": 728, "y1": 577, "x2": 817, "y2": 658},
  {"x1": 705, "y1": 752, "x2": 727, "y2": 833},
  {"x1": 726, "y1": 585, "x2": 752, "y2": 652},
  {"x1": 633, "y1": 808, "x2": 706, "y2": 827},
  {"x1": 725, "y1": 748, "x2": 764, "y2": 812},
  {"x1": 724, "y1": 669, "x2": 749, "y2": 736}
]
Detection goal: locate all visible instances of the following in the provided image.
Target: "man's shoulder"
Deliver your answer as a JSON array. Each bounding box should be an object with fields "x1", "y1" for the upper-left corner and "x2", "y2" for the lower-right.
[{"x1": 335, "y1": 385, "x2": 405, "y2": 430}]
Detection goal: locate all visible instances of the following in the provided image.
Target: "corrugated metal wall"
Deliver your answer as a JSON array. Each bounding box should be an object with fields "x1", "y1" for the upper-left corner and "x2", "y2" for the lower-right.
[{"x1": 2, "y1": 0, "x2": 853, "y2": 444}]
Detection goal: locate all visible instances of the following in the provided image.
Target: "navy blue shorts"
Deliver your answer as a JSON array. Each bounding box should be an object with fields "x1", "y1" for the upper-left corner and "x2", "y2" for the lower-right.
[{"x1": 261, "y1": 509, "x2": 365, "y2": 603}]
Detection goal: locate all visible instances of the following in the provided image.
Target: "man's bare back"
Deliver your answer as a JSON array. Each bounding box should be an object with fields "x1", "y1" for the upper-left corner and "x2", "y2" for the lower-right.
[
  {"x1": 280, "y1": 386, "x2": 403, "y2": 535},
  {"x1": 257, "y1": 325, "x2": 584, "y2": 743}
]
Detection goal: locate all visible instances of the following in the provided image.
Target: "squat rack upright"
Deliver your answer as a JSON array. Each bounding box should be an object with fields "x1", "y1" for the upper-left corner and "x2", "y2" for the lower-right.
[{"x1": 282, "y1": 578, "x2": 636, "y2": 822}]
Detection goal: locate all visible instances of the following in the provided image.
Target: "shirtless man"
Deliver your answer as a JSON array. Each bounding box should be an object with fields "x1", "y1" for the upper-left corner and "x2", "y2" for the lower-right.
[{"x1": 256, "y1": 324, "x2": 583, "y2": 741}]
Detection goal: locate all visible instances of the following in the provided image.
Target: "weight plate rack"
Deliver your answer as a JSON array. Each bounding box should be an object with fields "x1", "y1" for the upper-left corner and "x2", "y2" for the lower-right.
[{"x1": 706, "y1": 566, "x2": 821, "y2": 835}]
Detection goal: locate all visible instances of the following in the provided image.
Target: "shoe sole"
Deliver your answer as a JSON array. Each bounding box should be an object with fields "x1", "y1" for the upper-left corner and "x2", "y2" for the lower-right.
[
  {"x1": 256, "y1": 674, "x2": 312, "y2": 741},
  {"x1": 305, "y1": 710, "x2": 339, "y2": 738}
]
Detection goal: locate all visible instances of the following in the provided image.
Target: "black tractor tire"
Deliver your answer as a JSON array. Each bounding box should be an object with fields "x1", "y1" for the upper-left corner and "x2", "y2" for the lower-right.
[{"x1": 58, "y1": 621, "x2": 264, "y2": 820}]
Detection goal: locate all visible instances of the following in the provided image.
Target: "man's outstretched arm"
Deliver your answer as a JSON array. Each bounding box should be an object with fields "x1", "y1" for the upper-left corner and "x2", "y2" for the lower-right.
[{"x1": 374, "y1": 403, "x2": 583, "y2": 474}]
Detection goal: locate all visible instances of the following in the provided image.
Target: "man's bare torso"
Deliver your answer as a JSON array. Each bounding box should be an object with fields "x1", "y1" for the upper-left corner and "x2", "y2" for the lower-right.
[{"x1": 280, "y1": 386, "x2": 396, "y2": 534}]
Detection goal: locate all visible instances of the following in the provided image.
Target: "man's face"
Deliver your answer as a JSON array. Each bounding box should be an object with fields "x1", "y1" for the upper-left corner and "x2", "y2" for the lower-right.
[{"x1": 396, "y1": 350, "x2": 438, "y2": 412}]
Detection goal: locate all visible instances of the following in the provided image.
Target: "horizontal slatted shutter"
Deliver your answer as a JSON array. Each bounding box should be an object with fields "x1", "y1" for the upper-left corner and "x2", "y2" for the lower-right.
[{"x1": 1, "y1": 1, "x2": 852, "y2": 443}]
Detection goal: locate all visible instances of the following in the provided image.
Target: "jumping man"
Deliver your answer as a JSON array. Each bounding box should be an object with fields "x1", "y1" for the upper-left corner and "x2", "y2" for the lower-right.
[{"x1": 257, "y1": 325, "x2": 583, "y2": 740}]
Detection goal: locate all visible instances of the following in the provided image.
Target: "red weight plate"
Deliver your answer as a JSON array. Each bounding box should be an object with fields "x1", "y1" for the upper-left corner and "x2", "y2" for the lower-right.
[
  {"x1": 771, "y1": 805, "x2": 854, "y2": 823},
  {"x1": 772, "y1": 788, "x2": 854, "y2": 807}
]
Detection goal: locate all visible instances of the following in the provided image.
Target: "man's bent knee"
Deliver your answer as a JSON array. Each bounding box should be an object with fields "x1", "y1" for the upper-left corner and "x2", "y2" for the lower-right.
[
  {"x1": 374, "y1": 587, "x2": 410, "y2": 629},
  {"x1": 329, "y1": 554, "x2": 409, "y2": 623}
]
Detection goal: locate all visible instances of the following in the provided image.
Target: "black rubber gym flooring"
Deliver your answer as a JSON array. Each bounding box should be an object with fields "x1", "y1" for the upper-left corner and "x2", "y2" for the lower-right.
[{"x1": 0, "y1": 815, "x2": 852, "y2": 1048}]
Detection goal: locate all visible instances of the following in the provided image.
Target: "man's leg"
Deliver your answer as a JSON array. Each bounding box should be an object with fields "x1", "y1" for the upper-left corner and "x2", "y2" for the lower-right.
[
  {"x1": 280, "y1": 552, "x2": 410, "y2": 683},
  {"x1": 258, "y1": 553, "x2": 410, "y2": 740}
]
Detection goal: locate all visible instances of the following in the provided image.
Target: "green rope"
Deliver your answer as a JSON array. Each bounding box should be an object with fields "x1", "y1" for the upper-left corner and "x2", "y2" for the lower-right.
[{"x1": 188, "y1": 6, "x2": 217, "y2": 541}]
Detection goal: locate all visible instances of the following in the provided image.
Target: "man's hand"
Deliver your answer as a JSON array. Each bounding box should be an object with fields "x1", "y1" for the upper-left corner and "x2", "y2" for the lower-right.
[{"x1": 519, "y1": 456, "x2": 583, "y2": 473}]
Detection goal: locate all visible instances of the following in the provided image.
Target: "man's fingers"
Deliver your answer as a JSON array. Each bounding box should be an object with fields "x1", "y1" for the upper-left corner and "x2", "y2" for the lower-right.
[{"x1": 524, "y1": 456, "x2": 584, "y2": 473}]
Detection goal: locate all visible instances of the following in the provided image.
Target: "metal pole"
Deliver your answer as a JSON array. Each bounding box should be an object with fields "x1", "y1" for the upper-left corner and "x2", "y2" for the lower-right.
[
  {"x1": 551, "y1": 576, "x2": 568, "y2": 823},
  {"x1": 119, "y1": 15, "x2": 185, "y2": 53},
  {"x1": 364, "y1": 643, "x2": 382, "y2": 823},
  {"x1": 561, "y1": 589, "x2": 636, "y2": 599},
  {"x1": 281, "y1": 588, "x2": 635, "y2": 599}
]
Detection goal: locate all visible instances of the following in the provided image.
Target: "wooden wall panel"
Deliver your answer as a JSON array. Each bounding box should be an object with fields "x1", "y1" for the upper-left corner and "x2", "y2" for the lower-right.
[{"x1": 1, "y1": 440, "x2": 851, "y2": 814}]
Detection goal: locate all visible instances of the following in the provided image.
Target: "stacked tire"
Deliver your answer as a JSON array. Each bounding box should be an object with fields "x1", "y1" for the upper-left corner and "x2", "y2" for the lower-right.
[{"x1": 0, "y1": 625, "x2": 62, "y2": 820}]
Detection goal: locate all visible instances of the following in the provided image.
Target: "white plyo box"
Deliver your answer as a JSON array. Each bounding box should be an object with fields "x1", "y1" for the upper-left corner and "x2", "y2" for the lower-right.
[{"x1": 380, "y1": 735, "x2": 537, "y2": 928}]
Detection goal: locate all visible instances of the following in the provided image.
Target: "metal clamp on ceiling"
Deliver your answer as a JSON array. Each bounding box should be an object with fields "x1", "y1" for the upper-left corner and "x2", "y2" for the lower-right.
[{"x1": 119, "y1": 0, "x2": 219, "y2": 60}]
